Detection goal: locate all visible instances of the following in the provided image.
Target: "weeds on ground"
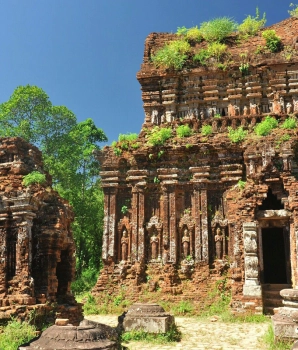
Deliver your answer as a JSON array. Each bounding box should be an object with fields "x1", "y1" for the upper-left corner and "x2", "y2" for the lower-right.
[
  {"x1": 121, "y1": 323, "x2": 182, "y2": 344},
  {"x1": 81, "y1": 291, "x2": 132, "y2": 315},
  {"x1": 262, "y1": 323, "x2": 293, "y2": 349},
  {"x1": 172, "y1": 300, "x2": 194, "y2": 315},
  {"x1": 0, "y1": 319, "x2": 37, "y2": 350}
]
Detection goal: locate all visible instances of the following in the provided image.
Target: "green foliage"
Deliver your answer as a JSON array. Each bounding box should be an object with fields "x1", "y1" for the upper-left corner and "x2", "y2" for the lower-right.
[
  {"x1": 177, "y1": 26, "x2": 202, "y2": 42},
  {"x1": 199, "y1": 17, "x2": 237, "y2": 42},
  {"x1": 0, "y1": 85, "x2": 108, "y2": 281},
  {"x1": 228, "y1": 126, "x2": 248, "y2": 143},
  {"x1": 154, "y1": 176, "x2": 160, "y2": 184},
  {"x1": 280, "y1": 134, "x2": 291, "y2": 142},
  {"x1": 193, "y1": 49, "x2": 211, "y2": 65},
  {"x1": 22, "y1": 171, "x2": 46, "y2": 187},
  {"x1": 207, "y1": 42, "x2": 227, "y2": 61},
  {"x1": 281, "y1": 117, "x2": 297, "y2": 129},
  {"x1": 121, "y1": 205, "x2": 128, "y2": 214},
  {"x1": 214, "y1": 113, "x2": 221, "y2": 118},
  {"x1": 254, "y1": 116, "x2": 279, "y2": 136},
  {"x1": 185, "y1": 26, "x2": 202, "y2": 42},
  {"x1": 262, "y1": 323, "x2": 293, "y2": 350},
  {"x1": 237, "y1": 180, "x2": 246, "y2": 190},
  {"x1": 238, "y1": 7, "x2": 266, "y2": 38},
  {"x1": 151, "y1": 40, "x2": 191, "y2": 70},
  {"x1": 121, "y1": 324, "x2": 181, "y2": 344},
  {"x1": 176, "y1": 124, "x2": 193, "y2": 138},
  {"x1": 289, "y1": 3, "x2": 298, "y2": 17},
  {"x1": 0, "y1": 319, "x2": 37, "y2": 350},
  {"x1": 112, "y1": 132, "x2": 139, "y2": 152},
  {"x1": 201, "y1": 125, "x2": 212, "y2": 136},
  {"x1": 146, "y1": 126, "x2": 172, "y2": 146},
  {"x1": 262, "y1": 30, "x2": 282, "y2": 52},
  {"x1": 172, "y1": 300, "x2": 194, "y2": 315},
  {"x1": 176, "y1": 26, "x2": 188, "y2": 35},
  {"x1": 71, "y1": 266, "x2": 99, "y2": 294},
  {"x1": 239, "y1": 62, "x2": 250, "y2": 75}
]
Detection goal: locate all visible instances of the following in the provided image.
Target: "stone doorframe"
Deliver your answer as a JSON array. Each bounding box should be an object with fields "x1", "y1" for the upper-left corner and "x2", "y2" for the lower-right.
[
  {"x1": 257, "y1": 211, "x2": 291, "y2": 285},
  {"x1": 242, "y1": 210, "x2": 291, "y2": 297}
]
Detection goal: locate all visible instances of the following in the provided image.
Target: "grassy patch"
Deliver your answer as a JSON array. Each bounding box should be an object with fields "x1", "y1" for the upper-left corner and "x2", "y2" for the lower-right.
[
  {"x1": 146, "y1": 126, "x2": 172, "y2": 146},
  {"x1": 121, "y1": 323, "x2": 182, "y2": 344},
  {"x1": 176, "y1": 124, "x2": 193, "y2": 138},
  {"x1": 262, "y1": 323, "x2": 293, "y2": 349},
  {"x1": 201, "y1": 125, "x2": 212, "y2": 136},
  {"x1": 0, "y1": 319, "x2": 37, "y2": 350}
]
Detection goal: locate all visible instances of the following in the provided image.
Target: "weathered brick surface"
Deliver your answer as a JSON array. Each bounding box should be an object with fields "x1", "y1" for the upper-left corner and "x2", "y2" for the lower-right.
[
  {"x1": 93, "y1": 18, "x2": 298, "y2": 314},
  {"x1": 0, "y1": 137, "x2": 82, "y2": 325}
]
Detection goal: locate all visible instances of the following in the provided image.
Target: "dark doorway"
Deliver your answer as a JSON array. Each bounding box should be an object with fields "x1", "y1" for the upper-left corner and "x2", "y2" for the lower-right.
[{"x1": 262, "y1": 227, "x2": 289, "y2": 284}]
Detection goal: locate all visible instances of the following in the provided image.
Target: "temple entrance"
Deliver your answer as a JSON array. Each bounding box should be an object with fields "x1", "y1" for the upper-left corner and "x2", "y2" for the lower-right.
[{"x1": 262, "y1": 227, "x2": 289, "y2": 284}]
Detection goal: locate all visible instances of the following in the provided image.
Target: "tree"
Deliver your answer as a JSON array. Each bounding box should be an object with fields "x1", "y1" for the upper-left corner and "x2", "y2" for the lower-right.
[{"x1": 0, "y1": 85, "x2": 108, "y2": 290}]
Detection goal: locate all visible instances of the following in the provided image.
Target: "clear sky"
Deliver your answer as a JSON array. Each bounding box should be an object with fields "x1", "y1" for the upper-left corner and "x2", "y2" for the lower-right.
[{"x1": 0, "y1": 0, "x2": 289, "y2": 145}]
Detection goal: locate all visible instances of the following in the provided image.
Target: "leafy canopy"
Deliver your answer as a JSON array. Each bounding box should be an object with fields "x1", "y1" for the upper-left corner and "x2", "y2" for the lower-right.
[{"x1": 0, "y1": 85, "x2": 108, "y2": 285}]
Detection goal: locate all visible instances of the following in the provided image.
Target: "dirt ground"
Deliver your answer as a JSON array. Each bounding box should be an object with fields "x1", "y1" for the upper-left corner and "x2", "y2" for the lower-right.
[{"x1": 86, "y1": 314, "x2": 272, "y2": 350}]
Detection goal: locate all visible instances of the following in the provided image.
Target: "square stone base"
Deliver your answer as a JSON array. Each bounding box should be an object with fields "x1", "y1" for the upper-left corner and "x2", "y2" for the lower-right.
[
  {"x1": 273, "y1": 317, "x2": 298, "y2": 339},
  {"x1": 123, "y1": 315, "x2": 175, "y2": 333}
]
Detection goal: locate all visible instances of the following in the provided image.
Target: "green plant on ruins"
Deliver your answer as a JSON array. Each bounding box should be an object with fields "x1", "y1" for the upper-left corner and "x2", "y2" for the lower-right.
[
  {"x1": 176, "y1": 124, "x2": 193, "y2": 138},
  {"x1": 281, "y1": 116, "x2": 297, "y2": 129},
  {"x1": 262, "y1": 29, "x2": 282, "y2": 53},
  {"x1": 199, "y1": 17, "x2": 238, "y2": 43},
  {"x1": 193, "y1": 49, "x2": 211, "y2": 65},
  {"x1": 201, "y1": 124, "x2": 212, "y2": 136},
  {"x1": 289, "y1": 3, "x2": 298, "y2": 17},
  {"x1": 238, "y1": 7, "x2": 266, "y2": 39},
  {"x1": 254, "y1": 116, "x2": 279, "y2": 136},
  {"x1": 22, "y1": 171, "x2": 46, "y2": 187},
  {"x1": 228, "y1": 126, "x2": 248, "y2": 143},
  {"x1": 146, "y1": 126, "x2": 172, "y2": 146},
  {"x1": 111, "y1": 132, "x2": 139, "y2": 154},
  {"x1": 151, "y1": 40, "x2": 191, "y2": 70},
  {"x1": 207, "y1": 42, "x2": 227, "y2": 61},
  {"x1": 177, "y1": 26, "x2": 202, "y2": 43}
]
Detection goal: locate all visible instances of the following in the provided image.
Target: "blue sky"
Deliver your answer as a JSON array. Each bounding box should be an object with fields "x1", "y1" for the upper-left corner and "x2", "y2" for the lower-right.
[{"x1": 0, "y1": 0, "x2": 289, "y2": 145}]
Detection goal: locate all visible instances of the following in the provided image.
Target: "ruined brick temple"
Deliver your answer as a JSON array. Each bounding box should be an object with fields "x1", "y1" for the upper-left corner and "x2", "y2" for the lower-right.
[
  {"x1": 0, "y1": 137, "x2": 82, "y2": 325},
  {"x1": 93, "y1": 17, "x2": 298, "y2": 314}
]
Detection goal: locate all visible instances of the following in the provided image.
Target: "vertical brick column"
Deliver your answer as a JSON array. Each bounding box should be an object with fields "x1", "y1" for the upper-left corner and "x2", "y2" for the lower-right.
[
  {"x1": 137, "y1": 187, "x2": 145, "y2": 261},
  {"x1": 192, "y1": 184, "x2": 202, "y2": 262},
  {"x1": 0, "y1": 222, "x2": 7, "y2": 295},
  {"x1": 131, "y1": 185, "x2": 145, "y2": 262},
  {"x1": 130, "y1": 186, "x2": 138, "y2": 262},
  {"x1": 161, "y1": 185, "x2": 170, "y2": 249},
  {"x1": 102, "y1": 187, "x2": 118, "y2": 260},
  {"x1": 200, "y1": 185, "x2": 209, "y2": 263},
  {"x1": 168, "y1": 185, "x2": 177, "y2": 263}
]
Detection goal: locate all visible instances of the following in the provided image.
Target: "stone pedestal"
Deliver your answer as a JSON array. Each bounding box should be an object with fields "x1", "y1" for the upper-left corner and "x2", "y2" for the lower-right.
[
  {"x1": 273, "y1": 289, "x2": 298, "y2": 339},
  {"x1": 19, "y1": 318, "x2": 119, "y2": 350},
  {"x1": 123, "y1": 303, "x2": 175, "y2": 333}
]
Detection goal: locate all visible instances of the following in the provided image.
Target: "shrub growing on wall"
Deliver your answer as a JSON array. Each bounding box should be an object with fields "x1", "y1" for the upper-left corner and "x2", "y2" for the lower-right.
[
  {"x1": 254, "y1": 116, "x2": 278, "y2": 136},
  {"x1": 199, "y1": 17, "x2": 237, "y2": 42},
  {"x1": 152, "y1": 40, "x2": 191, "y2": 70},
  {"x1": 238, "y1": 8, "x2": 266, "y2": 39},
  {"x1": 22, "y1": 171, "x2": 46, "y2": 186},
  {"x1": 176, "y1": 125, "x2": 193, "y2": 138},
  {"x1": 146, "y1": 126, "x2": 172, "y2": 146},
  {"x1": 262, "y1": 30, "x2": 281, "y2": 52}
]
